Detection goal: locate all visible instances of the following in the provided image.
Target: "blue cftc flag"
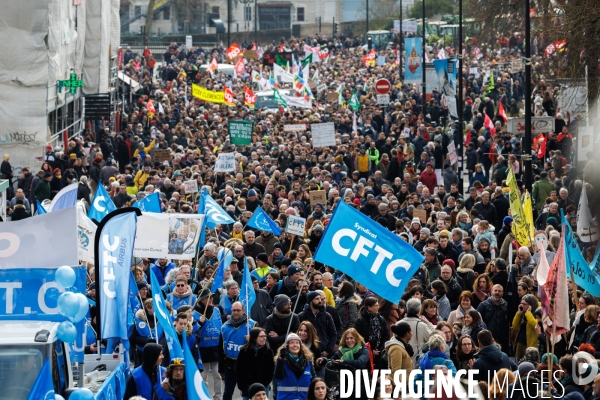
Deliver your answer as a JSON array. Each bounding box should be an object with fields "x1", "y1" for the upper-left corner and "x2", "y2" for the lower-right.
[
  {"x1": 27, "y1": 357, "x2": 54, "y2": 400},
  {"x1": 132, "y1": 192, "x2": 162, "y2": 213},
  {"x1": 88, "y1": 182, "x2": 117, "y2": 222},
  {"x1": 202, "y1": 192, "x2": 235, "y2": 229},
  {"x1": 150, "y1": 269, "x2": 183, "y2": 359},
  {"x1": 314, "y1": 202, "x2": 424, "y2": 304},
  {"x1": 99, "y1": 211, "x2": 137, "y2": 341},
  {"x1": 246, "y1": 206, "x2": 282, "y2": 235}
]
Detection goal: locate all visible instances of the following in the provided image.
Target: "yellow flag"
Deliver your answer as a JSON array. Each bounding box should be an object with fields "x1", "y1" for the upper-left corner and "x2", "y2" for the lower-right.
[
  {"x1": 523, "y1": 190, "x2": 535, "y2": 242},
  {"x1": 506, "y1": 169, "x2": 530, "y2": 247}
]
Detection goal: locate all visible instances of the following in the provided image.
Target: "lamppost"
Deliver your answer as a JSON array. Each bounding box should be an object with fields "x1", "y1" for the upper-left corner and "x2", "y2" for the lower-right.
[
  {"x1": 457, "y1": 0, "x2": 464, "y2": 191},
  {"x1": 366, "y1": 0, "x2": 369, "y2": 33},
  {"x1": 399, "y1": 0, "x2": 403, "y2": 79},
  {"x1": 227, "y1": 0, "x2": 231, "y2": 47},
  {"x1": 524, "y1": 0, "x2": 533, "y2": 191},
  {"x1": 422, "y1": 0, "x2": 426, "y2": 118}
]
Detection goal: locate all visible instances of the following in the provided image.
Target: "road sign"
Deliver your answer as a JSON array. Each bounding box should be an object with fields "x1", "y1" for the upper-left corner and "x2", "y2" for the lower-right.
[
  {"x1": 375, "y1": 78, "x2": 391, "y2": 95},
  {"x1": 376, "y1": 94, "x2": 390, "y2": 105}
]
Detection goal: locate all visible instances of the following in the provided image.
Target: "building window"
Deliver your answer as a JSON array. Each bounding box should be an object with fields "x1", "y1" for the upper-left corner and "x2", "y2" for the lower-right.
[
  {"x1": 134, "y1": 5, "x2": 141, "y2": 16},
  {"x1": 163, "y1": 7, "x2": 170, "y2": 19},
  {"x1": 297, "y1": 7, "x2": 304, "y2": 22},
  {"x1": 212, "y1": 6, "x2": 220, "y2": 14},
  {"x1": 244, "y1": 6, "x2": 252, "y2": 21}
]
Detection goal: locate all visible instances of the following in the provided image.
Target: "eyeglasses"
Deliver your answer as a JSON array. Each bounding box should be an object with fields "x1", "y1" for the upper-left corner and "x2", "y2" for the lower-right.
[
  {"x1": 176, "y1": 284, "x2": 185, "y2": 287},
  {"x1": 232, "y1": 309, "x2": 243, "y2": 313}
]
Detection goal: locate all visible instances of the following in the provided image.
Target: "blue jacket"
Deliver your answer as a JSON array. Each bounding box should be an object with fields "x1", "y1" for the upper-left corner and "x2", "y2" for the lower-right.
[
  {"x1": 132, "y1": 365, "x2": 166, "y2": 400},
  {"x1": 274, "y1": 358, "x2": 313, "y2": 400},
  {"x1": 151, "y1": 262, "x2": 176, "y2": 286},
  {"x1": 221, "y1": 315, "x2": 256, "y2": 360}
]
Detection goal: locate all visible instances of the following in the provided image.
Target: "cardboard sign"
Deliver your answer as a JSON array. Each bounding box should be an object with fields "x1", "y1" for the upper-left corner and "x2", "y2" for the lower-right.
[
  {"x1": 309, "y1": 190, "x2": 327, "y2": 206},
  {"x1": 284, "y1": 124, "x2": 307, "y2": 132},
  {"x1": 413, "y1": 209, "x2": 427, "y2": 223},
  {"x1": 285, "y1": 215, "x2": 306, "y2": 236},
  {"x1": 327, "y1": 92, "x2": 339, "y2": 102},
  {"x1": 153, "y1": 149, "x2": 171, "y2": 163},
  {"x1": 311, "y1": 122, "x2": 336, "y2": 147},
  {"x1": 244, "y1": 50, "x2": 258, "y2": 60},
  {"x1": 448, "y1": 140, "x2": 457, "y2": 165},
  {"x1": 183, "y1": 180, "x2": 198, "y2": 194},
  {"x1": 317, "y1": 84, "x2": 328, "y2": 92}
]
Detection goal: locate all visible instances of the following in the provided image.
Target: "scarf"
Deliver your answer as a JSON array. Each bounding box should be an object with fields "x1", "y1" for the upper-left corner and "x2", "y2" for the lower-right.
[
  {"x1": 274, "y1": 308, "x2": 291, "y2": 319},
  {"x1": 285, "y1": 352, "x2": 308, "y2": 378},
  {"x1": 461, "y1": 325, "x2": 473, "y2": 337},
  {"x1": 396, "y1": 337, "x2": 414, "y2": 357},
  {"x1": 368, "y1": 312, "x2": 382, "y2": 348},
  {"x1": 473, "y1": 289, "x2": 489, "y2": 302},
  {"x1": 251, "y1": 344, "x2": 265, "y2": 356},
  {"x1": 339, "y1": 343, "x2": 362, "y2": 361}
]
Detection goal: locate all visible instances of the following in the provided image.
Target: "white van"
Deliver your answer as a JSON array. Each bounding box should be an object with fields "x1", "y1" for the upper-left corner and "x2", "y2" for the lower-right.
[
  {"x1": 199, "y1": 63, "x2": 235, "y2": 77},
  {"x1": 255, "y1": 89, "x2": 293, "y2": 112}
]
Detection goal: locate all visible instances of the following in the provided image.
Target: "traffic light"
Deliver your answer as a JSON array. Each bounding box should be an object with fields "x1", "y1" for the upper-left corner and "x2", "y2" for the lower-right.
[
  {"x1": 333, "y1": 22, "x2": 339, "y2": 36},
  {"x1": 367, "y1": 36, "x2": 373, "y2": 50}
]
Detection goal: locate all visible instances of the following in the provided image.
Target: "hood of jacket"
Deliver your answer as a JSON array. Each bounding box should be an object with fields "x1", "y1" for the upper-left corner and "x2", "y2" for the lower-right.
[
  {"x1": 384, "y1": 336, "x2": 405, "y2": 350},
  {"x1": 172, "y1": 287, "x2": 193, "y2": 299},
  {"x1": 457, "y1": 263, "x2": 474, "y2": 273},
  {"x1": 337, "y1": 293, "x2": 362, "y2": 306}
]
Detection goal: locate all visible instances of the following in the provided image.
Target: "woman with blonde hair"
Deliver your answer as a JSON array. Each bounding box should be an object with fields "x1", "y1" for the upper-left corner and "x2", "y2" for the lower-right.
[
  {"x1": 297, "y1": 321, "x2": 320, "y2": 360},
  {"x1": 456, "y1": 254, "x2": 477, "y2": 291},
  {"x1": 297, "y1": 244, "x2": 312, "y2": 264}
]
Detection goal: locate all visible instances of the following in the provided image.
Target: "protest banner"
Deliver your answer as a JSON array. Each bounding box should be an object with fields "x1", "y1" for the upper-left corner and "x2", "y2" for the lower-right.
[
  {"x1": 214, "y1": 152, "x2": 236, "y2": 172},
  {"x1": 228, "y1": 120, "x2": 253, "y2": 145},
  {"x1": 153, "y1": 149, "x2": 172, "y2": 163},
  {"x1": 183, "y1": 180, "x2": 199, "y2": 194},
  {"x1": 284, "y1": 124, "x2": 307, "y2": 132},
  {"x1": 134, "y1": 214, "x2": 204, "y2": 260},
  {"x1": 311, "y1": 123, "x2": 336, "y2": 147},
  {"x1": 286, "y1": 215, "x2": 306, "y2": 236},
  {"x1": 309, "y1": 190, "x2": 327, "y2": 206},
  {"x1": 191, "y1": 84, "x2": 225, "y2": 103}
]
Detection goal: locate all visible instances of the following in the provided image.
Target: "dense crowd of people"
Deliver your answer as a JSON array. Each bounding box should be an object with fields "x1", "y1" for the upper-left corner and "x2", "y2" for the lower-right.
[{"x1": 5, "y1": 28, "x2": 600, "y2": 400}]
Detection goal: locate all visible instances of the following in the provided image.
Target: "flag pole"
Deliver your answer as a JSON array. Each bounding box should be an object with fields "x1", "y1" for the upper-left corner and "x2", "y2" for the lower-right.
[{"x1": 286, "y1": 277, "x2": 305, "y2": 338}]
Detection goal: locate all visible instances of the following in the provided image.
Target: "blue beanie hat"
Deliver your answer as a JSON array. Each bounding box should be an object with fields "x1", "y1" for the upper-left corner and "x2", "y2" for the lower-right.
[
  {"x1": 248, "y1": 189, "x2": 257, "y2": 197},
  {"x1": 503, "y1": 216, "x2": 513, "y2": 225}
]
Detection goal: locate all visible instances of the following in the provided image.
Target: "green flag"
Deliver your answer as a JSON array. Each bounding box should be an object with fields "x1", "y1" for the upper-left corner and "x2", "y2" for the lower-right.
[
  {"x1": 485, "y1": 71, "x2": 495, "y2": 95},
  {"x1": 273, "y1": 88, "x2": 288, "y2": 107},
  {"x1": 275, "y1": 54, "x2": 288, "y2": 68},
  {"x1": 301, "y1": 53, "x2": 313, "y2": 67},
  {"x1": 349, "y1": 91, "x2": 360, "y2": 111}
]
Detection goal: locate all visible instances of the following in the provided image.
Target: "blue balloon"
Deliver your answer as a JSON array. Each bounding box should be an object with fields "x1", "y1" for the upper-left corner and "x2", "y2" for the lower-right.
[
  {"x1": 68, "y1": 388, "x2": 94, "y2": 400},
  {"x1": 56, "y1": 321, "x2": 77, "y2": 343},
  {"x1": 55, "y1": 266, "x2": 76, "y2": 289},
  {"x1": 69, "y1": 293, "x2": 89, "y2": 323},
  {"x1": 57, "y1": 292, "x2": 79, "y2": 318},
  {"x1": 218, "y1": 247, "x2": 233, "y2": 267}
]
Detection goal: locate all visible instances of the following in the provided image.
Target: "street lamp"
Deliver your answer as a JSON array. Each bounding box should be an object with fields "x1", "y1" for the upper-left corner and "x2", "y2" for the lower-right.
[
  {"x1": 422, "y1": 0, "x2": 426, "y2": 118},
  {"x1": 524, "y1": 0, "x2": 532, "y2": 190},
  {"x1": 458, "y1": 0, "x2": 464, "y2": 191}
]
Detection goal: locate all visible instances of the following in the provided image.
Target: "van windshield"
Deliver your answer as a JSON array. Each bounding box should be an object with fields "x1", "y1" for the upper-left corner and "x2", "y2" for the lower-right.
[
  {"x1": 255, "y1": 94, "x2": 280, "y2": 110},
  {"x1": 0, "y1": 346, "x2": 47, "y2": 399}
]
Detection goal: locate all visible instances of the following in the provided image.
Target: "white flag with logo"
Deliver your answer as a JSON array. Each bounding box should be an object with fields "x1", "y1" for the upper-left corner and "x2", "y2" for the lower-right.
[{"x1": 577, "y1": 182, "x2": 599, "y2": 242}]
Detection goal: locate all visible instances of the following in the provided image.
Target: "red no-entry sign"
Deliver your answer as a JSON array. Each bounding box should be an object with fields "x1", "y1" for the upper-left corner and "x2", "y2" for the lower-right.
[{"x1": 375, "y1": 78, "x2": 391, "y2": 95}]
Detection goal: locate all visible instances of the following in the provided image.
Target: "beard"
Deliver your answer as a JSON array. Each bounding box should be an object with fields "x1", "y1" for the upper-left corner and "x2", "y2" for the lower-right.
[{"x1": 313, "y1": 302, "x2": 325, "y2": 310}]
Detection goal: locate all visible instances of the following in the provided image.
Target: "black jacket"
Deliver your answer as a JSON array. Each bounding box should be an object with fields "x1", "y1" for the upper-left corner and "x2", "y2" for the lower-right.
[
  {"x1": 11, "y1": 205, "x2": 31, "y2": 221},
  {"x1": 354, "y1": 311, "x2": 390, "y2": 352},
  {"x1": 264, "y1": 312, "x2": 300, "y2": 352},
  {"x1": 477, "y1": 298, "x2": 509, "y2": 352},
  {"x1": 298, "y1": 304, "x2": 337, "y2": 355},
  {"x1": 250, "y1": 289, "x2": 273, "y2": 327},
  {"x1": 472, "y1": 344, "x2": 513, "y2": 382},
  {"x1": 473, "y1": 202, "x2": 497, "y2": 228},
  {"x1": 491, "y1": 195, "x2": 510, "y2": 231},
  {"x1": 235, "y1": 344, "x2": 275, "y2": 396}
]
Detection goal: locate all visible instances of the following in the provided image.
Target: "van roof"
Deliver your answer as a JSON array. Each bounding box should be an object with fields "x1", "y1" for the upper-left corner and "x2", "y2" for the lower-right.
[{"x1": 0, "y1": 321, "x2": 58, "y2": 344}]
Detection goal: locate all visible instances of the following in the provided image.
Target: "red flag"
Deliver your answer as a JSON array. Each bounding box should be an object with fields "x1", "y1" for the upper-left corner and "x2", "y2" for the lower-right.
[
  {"x1": 234, "y1": 57, "x2": 245, "y2": 75},
  {"x1": 465, "y1": 131, "x2": 472, "y2": 147},
  {"x1": 225, "y1": 43, "x2": 241, "y2": 59},
  {"x1": 483, "y1": 113, "x2": 496, "y2": 137},
  {"x1": 208, "y1": 57, "x2": 218, "y2": 72},
  {"x1": 498, "y1": 100, "x2": 508, "y2": 123},
  {"x1": 244, "y1": 85, "x2": 256, "y2": 108},
  {"x1": 147, "y1": 99, "x2": 156, "y2": 114},
  {"x1": 251, "y1": 43, "x2": 257, "y2": 51},
  {"x1": 488, "y1": 141, "x2": 497, "y2": 164},
  {"x1": 224, "y1": 87, "x2": 235, "y2": 105},
  {"x1": 537, "y1": 134, "x2": 547, "y2": 159}
]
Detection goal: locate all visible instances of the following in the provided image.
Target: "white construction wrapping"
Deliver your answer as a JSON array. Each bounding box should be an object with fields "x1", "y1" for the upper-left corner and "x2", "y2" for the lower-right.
[
  {"x1": 83, "y1": 0, "x2": 114, "y2": 94},
  {"x1": 0, "y1": 1, "x2": 50, "y2": 151}
]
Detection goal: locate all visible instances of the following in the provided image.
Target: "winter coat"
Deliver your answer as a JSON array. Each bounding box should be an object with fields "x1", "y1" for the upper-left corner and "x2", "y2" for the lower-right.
[
  {"x1": 264, "y1": 312, "x2": 300, "y2": 352},
  {"x1": 250, "y1": 288, "x2": 273, "y2": 327},
  {"x1": 447, "y1": 306, "x2": 475, "y2": 327},
  {"x1": 385, "y1": 337, "x2": 413, "y2": 378},
  {"x1": 456, "y1": 265, "x2": 477, "y2": 292},
  {"x1": 443, "y1": 167, "x2": 460, "y2": 193},
  {"x1": 11, "y1": 204, "x2": 31, "y2": 221},
  {"x1": 477, "y1": 298, "x2": 509, "y2": 351},
  {"x1": 235, "y1": 344, "x2": 275, "y2": 396},
  {"x1": 402, "y1": 316, "x2": 432, "y2": 365},
  {"x1": 472, "y1": 344, "x2": 513, "y2": 382},
  {"x1": 335, "y1": 294, "x2": 361, "y2": 332},
  {"x1": 511, "y1": 310, "x2": 538, "y2": 349},
  {"x1": 298, "y1": 304, "x2": 337, "y2": 355},
  {"x1": 354, "y1": 310, "x2": 390, "y2": 353},
  {"x1": 420, "y1": 169, "x2": 438, "y2": 193}
]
